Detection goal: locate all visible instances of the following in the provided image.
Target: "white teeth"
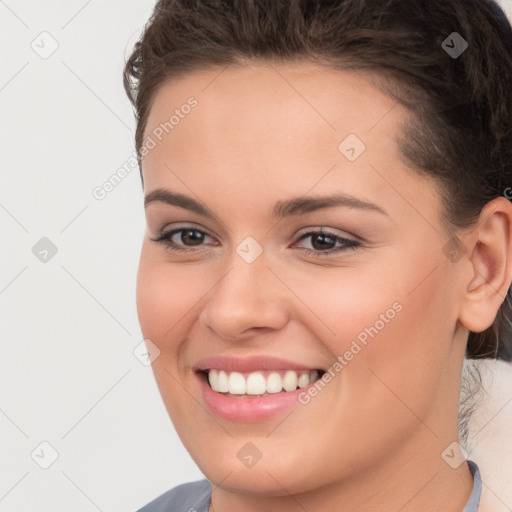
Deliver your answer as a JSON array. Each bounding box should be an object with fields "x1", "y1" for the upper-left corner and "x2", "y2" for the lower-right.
[
  {"x1": 282, "y1": 370, "x2": 298, "y2": 392},
  {"x1": 246, "y1": 372, "x2": 267, "y2": 395},
  {"x1": 208, "y1": 369, "x2": 220, "y2": 391},
  {"x1": 228, "y1": 372, "x2": 246, "y2": 394},
  {"x1": 266, "y1": 372, "x2": 283, "y2": 393},
  {"x1": 206, "y1": 369, "x2": 321, "y2": 396},
  {"x1": 297, "y1": 372, "x2": 311, "y2": 388},
  {"x1": 217, "y1": 370, "x2": 229, "y2": 392}
]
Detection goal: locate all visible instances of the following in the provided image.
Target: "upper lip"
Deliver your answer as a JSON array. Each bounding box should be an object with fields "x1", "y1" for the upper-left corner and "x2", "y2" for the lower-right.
[{"x1": 194, "y1": 355, "x2": 323, "y2": 373}]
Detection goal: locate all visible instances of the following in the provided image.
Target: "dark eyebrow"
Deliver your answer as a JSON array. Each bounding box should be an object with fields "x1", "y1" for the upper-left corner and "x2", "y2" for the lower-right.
[
  {"x1": 144, "y1": 188, "x2": 212, "y2": 217},
  {"x1": 144, "y1": 188, "x2": 388, "y2": 219},
  {"x1": 272, "y1": 195, "x2": 388, "y2": 218}
]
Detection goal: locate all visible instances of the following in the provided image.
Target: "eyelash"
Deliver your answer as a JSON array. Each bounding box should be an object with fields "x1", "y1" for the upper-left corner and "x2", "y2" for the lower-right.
[{"x1": 150, "y1": 226, "x2": 360, "y2": 257}]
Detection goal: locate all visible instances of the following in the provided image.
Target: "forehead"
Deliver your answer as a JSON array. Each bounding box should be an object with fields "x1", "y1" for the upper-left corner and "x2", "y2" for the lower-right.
[
  {"x1": 140, "y1": 61, "x2": 440, "y2": 223},
  {"x1": 143, "y1": 62, "x2": 402, "y2": 162},
  {"x1": 143, "y1": 61, "x2": 403, "y2": 151}
]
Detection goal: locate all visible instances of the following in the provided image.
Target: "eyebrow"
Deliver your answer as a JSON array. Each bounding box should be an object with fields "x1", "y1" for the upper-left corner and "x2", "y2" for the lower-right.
[{"x1": 144, "y1": 188, "x2": 388, "y2": 219}]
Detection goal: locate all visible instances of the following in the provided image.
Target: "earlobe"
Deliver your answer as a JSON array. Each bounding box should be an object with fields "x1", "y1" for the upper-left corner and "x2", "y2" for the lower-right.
[{"x1": 459, "y1": 197, "x2": 512, "y2": 333}]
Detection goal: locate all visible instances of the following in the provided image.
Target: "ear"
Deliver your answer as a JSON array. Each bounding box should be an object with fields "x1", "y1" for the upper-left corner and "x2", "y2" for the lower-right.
[{"x1": 459, "y1": 196, "x2": 512, "y2": 333}]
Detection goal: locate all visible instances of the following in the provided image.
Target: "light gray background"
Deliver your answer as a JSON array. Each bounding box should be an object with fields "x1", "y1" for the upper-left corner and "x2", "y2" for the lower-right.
[{"x1": 1, "y1": 1, "x2": 512, "y2": 511}]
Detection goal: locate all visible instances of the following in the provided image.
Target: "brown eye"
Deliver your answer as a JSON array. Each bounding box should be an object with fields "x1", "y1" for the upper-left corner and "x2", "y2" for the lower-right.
[
  {"x1": 179, "y1": 229, "x2": 206, "y2": 246},
  {"x1": 309, "y1": 233, "x2": 336, "y2": 251},
  {"x1": 150, "y1": 227, "x2": 216, "y2": 252},
  {"x1": 293, "y1": 230, "x2": 360, "y2": 256}
]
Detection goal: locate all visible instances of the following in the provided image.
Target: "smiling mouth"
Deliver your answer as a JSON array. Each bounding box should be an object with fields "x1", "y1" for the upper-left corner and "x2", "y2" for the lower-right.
[{"x1": 201, "y1": 368, "x2": 326, "y2": 397}]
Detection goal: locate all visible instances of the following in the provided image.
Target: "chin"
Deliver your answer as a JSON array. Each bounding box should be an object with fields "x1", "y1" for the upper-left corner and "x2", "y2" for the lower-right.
[{"x1": 203, "y1": 462, "x2": 310, "y2": 497}]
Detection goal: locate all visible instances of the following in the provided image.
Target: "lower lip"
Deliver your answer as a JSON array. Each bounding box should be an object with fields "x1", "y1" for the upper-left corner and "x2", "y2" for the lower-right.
[{"x1": 197, "y1": 373, "x2": 314, "y2": 422}]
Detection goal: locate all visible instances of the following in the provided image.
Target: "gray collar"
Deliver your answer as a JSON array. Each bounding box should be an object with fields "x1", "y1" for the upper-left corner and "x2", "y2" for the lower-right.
[{"x1": 463, "y1": 460, "x2": 482, "y2": 512}]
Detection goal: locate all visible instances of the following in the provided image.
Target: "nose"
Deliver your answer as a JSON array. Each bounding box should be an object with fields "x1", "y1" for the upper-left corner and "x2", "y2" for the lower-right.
[{"x1": 198, "y1": 249, "x2": 289, "y2": 341}]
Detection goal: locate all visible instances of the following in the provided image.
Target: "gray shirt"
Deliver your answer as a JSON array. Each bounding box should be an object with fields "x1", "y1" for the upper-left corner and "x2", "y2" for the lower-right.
[{"x1": 137, "y1": 459, "x2": 482, "y2": 512}]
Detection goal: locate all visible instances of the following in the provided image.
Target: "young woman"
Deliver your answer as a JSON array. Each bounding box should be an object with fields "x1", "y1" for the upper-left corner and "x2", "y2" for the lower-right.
[{"x1": 123, "y1": 1, "x2": 512, "y2": 510}]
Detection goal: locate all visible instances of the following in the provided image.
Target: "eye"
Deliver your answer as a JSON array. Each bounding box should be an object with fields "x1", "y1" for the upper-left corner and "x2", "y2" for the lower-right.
[
  {"x1": 150, "y1": 225, "x2": 360, "y2": 257},
  {"x1": 150, "y1": 226, "x2": 216, "y2": 252},
  {"x1": 292, "y1": 229, "x2": 360, "y2": 256}
]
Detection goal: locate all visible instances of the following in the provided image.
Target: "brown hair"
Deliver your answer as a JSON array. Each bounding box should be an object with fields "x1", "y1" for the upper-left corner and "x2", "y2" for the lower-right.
[{"x1": 123, "y1": 0, "x2": 512, "y2": 438}]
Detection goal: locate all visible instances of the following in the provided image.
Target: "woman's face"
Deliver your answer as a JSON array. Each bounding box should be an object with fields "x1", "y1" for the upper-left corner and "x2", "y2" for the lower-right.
[{"x1": 137, "y1": 62, "x2": 469, "y2": 497}]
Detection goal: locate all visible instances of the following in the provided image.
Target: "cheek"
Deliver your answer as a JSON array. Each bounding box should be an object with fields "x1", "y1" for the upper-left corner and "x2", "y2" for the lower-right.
[
  {"x1": 295, "y1": 250, "x2": 455, "y2": 415},
  {"x1": 282, "y1": 262, "x2": 403, "y2": 351},
  {"x1": 136, "y1": 258, "x2": 171, "y2": 344},
  {"x1": 349, "y1": 267, "x2": 457, "y2": 425},
  {"x1": 135, "y1": 248, "x2": 202, "y2": 421},
  {"x1": 136, "y1": 246, "x2": 204, "y2": 348}
]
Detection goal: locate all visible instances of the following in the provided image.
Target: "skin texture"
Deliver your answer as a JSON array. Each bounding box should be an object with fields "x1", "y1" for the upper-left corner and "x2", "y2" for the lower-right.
[{"x1": 136, "y1": 61, "x2": 512, "y2": 512}]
